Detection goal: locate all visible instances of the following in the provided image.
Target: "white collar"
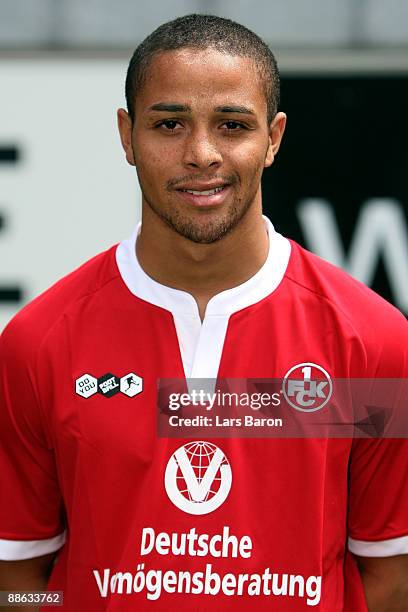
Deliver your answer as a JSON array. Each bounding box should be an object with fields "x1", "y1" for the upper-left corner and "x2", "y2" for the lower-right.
[{"x1": 116, "y1": 215, "x2": 291, "y2": 318}]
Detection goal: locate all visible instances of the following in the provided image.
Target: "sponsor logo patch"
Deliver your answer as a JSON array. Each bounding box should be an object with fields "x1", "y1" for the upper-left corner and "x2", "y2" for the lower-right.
[{"x1": 75, "y1": 372, "x2": 143, "y2": 398}]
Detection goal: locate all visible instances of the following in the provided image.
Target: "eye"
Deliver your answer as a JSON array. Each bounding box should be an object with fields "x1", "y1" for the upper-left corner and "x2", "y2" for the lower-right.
[
  {"x1": 222, "y1": 121, "x2": 247, "y2": 131},
  {"x1": 155, "y1": 119, "x2": 181, "y2": 131}
]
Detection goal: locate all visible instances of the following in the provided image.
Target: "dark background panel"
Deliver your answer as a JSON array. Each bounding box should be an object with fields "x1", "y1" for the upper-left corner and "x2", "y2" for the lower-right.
[{"x1": 262, "y1": 76, "x2": 408, "y2": 311}]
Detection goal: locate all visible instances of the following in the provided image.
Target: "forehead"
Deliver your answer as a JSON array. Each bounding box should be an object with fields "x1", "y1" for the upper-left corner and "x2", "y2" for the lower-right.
[{"x1": 137, "y1": 48, "x2": 266, "y2": 113}]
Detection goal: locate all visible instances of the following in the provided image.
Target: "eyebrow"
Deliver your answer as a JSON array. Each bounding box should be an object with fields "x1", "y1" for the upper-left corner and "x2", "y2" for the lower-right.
[
  {"x1": 148, "y1": 103, "x2": 190, "y2": 113},
  {"x1": 214, "y1": 105, "x2": 255, "y2": 116},
  {"x1": 147, "y1": 103, "x2": 255, "y2": 115}
]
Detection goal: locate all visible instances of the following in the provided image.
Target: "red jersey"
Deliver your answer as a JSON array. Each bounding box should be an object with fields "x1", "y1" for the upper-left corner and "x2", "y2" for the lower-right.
[{"x1": 1, "y1": 217, "x2": 407, "y2": 611}]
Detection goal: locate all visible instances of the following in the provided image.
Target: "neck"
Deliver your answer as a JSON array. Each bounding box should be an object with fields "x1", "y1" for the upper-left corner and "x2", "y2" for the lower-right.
[{"x1": 136, "y1": 199, "x2": 269, "y2": 320}]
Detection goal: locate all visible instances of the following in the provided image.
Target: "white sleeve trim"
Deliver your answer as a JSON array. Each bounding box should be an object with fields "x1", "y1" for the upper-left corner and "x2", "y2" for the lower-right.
[
  {"x1": 0, "y1": 530, "x2": 66, "y2": 560},
  {"x1": 348, "y1": 534, "x2": 408, "y2": 557}
]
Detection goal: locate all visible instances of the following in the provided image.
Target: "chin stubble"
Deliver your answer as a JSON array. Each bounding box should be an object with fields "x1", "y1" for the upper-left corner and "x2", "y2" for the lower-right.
[{"x1": 142, "y1": 193, "x2": 253, "y2": 244}]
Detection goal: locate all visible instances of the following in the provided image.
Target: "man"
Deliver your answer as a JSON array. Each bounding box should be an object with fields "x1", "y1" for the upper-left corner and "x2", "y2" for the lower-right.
[{"x1": 0, "y1": 14, "x2": 407, "y2": 611}]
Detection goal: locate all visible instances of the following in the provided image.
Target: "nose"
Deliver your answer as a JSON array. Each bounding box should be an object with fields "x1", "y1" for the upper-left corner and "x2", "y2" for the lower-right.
[{"x1": 182, "y1": 127, "x2": 223, "y2": 170}]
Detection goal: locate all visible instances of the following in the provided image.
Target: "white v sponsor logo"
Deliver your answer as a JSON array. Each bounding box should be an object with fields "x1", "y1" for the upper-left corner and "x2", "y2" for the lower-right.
[
  {"x1": 165, "y1": 442, "x2": 232, "y2": 515},
  {"x1": 174, "y1": 446, "x2": 225, "y2": 502}
]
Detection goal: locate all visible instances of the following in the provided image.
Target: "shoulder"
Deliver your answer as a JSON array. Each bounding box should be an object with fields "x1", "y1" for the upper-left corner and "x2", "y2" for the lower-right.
[
  {"x1": 1, "y1": 245, "x2": 120, "y2": 363},
  {"x1": 285, "y1": 240, "x2": 407, "y2": 375},
  {"x1": 286, "y1": 240, "x2": 406, "y2": 330}
]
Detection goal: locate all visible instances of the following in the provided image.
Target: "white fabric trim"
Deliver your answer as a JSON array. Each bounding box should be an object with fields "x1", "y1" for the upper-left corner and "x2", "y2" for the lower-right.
[
  {"x1": 348, "y1": 535, "x2": 408, "y2": 557},
  {"x1": 189, "y1": 315, "x2": 230, "y2": 380},
  {"x1": 116, "y1": 216, "x2": 291, "y2": 378},
  {"x1": 172, "y1": 313, "x2": 202, "y2": 378},
  {"x1": 0, "y1": 530, "x2": 66, "y2": 560},
  {"x1": 116, "y1": 227, "x2": 198, "y2": 317}
]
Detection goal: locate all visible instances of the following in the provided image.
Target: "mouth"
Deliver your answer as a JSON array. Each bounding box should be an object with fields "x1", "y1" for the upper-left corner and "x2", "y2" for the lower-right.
[
  {"x1": 179, "y1": 186, "x2": 225, "y2": 196},
  {"x1": 175, "y1": 184, "x2": 230, "y2": 207}
]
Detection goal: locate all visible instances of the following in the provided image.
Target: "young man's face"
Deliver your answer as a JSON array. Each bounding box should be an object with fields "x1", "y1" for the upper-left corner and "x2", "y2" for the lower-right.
[{"x1": 118, "y1": 47, "x2": 286, "y2": 243}]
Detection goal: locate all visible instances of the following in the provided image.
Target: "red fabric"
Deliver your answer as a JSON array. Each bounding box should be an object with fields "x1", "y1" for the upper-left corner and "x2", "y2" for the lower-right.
[{"x1": 0, "y1": 240, "x2": 407, "y2": 611}]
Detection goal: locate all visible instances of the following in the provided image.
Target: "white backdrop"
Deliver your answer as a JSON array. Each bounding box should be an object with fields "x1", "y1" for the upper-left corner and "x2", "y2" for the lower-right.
[{"x1": 0, "y1": 57, "x2": 141, "y2": 330}]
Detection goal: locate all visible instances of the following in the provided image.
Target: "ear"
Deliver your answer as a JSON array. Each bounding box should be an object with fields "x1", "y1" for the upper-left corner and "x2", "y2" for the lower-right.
[
  {"x1": 264, "y1": 112, "x2": 287, "y2": 168},
  {"x1": 117, "y1": 108, "x2": 136, "y2": 166}
]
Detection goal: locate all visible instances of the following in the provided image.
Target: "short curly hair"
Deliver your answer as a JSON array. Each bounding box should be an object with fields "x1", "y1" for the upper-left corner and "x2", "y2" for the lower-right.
[{"x1": 125, "y1": 14, "x2": 280, "y2": 124}]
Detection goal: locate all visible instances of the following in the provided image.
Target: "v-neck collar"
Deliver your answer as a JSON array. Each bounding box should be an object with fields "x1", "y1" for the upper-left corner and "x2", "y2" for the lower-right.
[{"x1": 116, "y1": 216, "x2": 290, "y2": 379}]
